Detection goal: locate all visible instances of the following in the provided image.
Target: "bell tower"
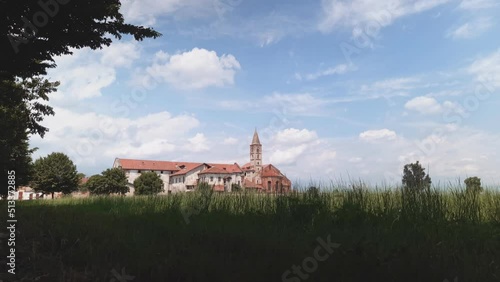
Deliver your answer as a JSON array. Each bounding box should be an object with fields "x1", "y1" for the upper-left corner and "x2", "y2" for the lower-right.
[{"x1": 250, "y1": 129, "x2": 262, "y2": 172}]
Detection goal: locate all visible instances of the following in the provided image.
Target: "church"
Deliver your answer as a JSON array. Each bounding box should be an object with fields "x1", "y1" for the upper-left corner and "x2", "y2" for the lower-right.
[{"x1": 113, "y1": 130, "x2": 292, "y2": 195}]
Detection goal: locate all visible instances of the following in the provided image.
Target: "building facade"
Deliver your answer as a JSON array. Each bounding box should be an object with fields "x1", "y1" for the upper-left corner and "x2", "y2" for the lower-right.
[{"x1": 113, "y1": 130, "x2": 291, "y2": 194}]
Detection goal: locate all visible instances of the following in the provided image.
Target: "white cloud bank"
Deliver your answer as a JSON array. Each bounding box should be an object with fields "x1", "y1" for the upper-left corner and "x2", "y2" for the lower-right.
[{"x1": 146, "y1": 48, "x2": 241, "y2": 90}]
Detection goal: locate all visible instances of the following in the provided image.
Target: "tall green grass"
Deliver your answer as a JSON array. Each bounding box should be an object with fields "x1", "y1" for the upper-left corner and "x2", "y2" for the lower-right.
[{"x1": 2, "y1": 184, "x2": 500, "y2": 282}]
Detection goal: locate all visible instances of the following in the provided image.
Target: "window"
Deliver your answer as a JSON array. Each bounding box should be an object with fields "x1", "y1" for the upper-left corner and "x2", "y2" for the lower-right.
[
  {"x1": 218, "y1": 177, "x2": 221, "y2": 182},
  {"x1": 138, "y1": 170, "x2": 142, "y2": 173},
  {"x1": 210, "y1": 177, "x2": 214, "y2": 182},
  {"x1": 182, "y1": 177, "x2": 185, "y2": 182}
]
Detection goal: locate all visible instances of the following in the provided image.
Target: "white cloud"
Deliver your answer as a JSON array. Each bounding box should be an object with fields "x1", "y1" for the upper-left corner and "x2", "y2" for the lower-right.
[
  {"x1": 318, "y1": 0, "x2": 450, "y2": 33},
  {"x1": 186, "y1": 133, "x2": 210, "y2": 152},
  {"x1": 447, "y1": 18, "x2": 493, "y2": 39},
  {"x1": 47, "y1": 41, "x2": 142, "y2": 102},
  {"x1": 31, "y1": 109, "x2": 202, "y2": 168},
  {"x1": 359, "y1": 129, "x2": 397, "y2": 141},
  {"x1": 458, "y1": 0, "x2": 498, "y2": 9},
  {"x1": 146, "y1": 48, "x2": 241, "y2": 89},
  {"x1": 303, "y1": 63, "x2": 356, "y2": 80},
  {"x1": 362, "y1": 77, "x2": 420, "y2": 91},
  {"x1": 269, "y1": 145, "x2": 308, "y2": 166},
  {"x1": 274, "y1": 128, "x2": 318, "y2": 145},
  {"x1": 100, "y1": 41, "x2": 141, "y2": 68},
  {"x1": 405, "y1": 96, "x2": 443, "y2": 114}
]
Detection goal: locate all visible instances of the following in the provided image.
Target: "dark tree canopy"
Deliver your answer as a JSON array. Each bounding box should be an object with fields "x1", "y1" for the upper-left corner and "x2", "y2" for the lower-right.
[
  {"x1": 101, "y1": 168, "x2": 129, "y2": 195},
  {"x1": 402, "y1": 161, "x2": 432, "y2": 191},
  {"x1": 1, "y1": 0, "x2": 161, "y2": 79},
  {"x1": 84, "y1": 168, "x2": 128, "y2": 195},
  {"x1": 0, "y1": 78, "x2": 55, "y2": 196},
  {"x1": 32, "y1": 152, "x2": 79, "y2": 198},
  {"x1": 85, "y1": 174, "x2": 108, "y2": 195},
  {"x1": 134, "y1": 172, "x2": 163, "y2": 196},
  {"x1": 465, "y1": 176, "x2": 482, "y2": 193}
]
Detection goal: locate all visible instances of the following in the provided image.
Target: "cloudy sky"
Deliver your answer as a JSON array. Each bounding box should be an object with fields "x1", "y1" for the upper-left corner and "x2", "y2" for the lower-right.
[{"x1": 31, "y1": 0, "x2": 500, "y2": 186}]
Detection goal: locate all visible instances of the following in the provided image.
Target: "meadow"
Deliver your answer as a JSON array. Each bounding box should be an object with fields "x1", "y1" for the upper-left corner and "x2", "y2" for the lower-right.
[{"x1": 1, "y1": 185, "x2": 499, "y2": 282}]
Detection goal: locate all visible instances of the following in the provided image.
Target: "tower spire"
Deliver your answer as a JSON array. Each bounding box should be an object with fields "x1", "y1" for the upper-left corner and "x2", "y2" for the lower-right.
[
  {"x1": 250, "y1": 128, "x2": 262, "y2": 172},
  {"x1": 252, "y1": 128, "x2": 261, "y2": 145}
]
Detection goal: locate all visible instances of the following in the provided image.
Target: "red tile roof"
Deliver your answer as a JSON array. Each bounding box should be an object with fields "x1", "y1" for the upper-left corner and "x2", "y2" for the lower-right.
[
  {"x1": 261, "y1": 164, "x2": 284, "y2": 177},
  {"x1": 198, "y1": 163, "x2": 243, "y2": 175},
  {"x1": 241, "y1": 162, "x2": 254, "y2": 171},
  {"x1": 116, "y1": 158, "x2": 202, "y2": 172},
  {"x1": 170, "y1": 163, "x2": 205, "y2": 176}
]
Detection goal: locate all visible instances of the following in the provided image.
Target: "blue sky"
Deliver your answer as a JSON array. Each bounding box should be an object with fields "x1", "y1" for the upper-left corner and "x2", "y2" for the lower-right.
[{"x1": 31, "y1": 0, "x2": 500, "y2": 185}]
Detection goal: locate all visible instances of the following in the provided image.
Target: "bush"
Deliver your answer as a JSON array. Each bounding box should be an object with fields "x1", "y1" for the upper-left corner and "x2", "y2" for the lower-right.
[
  {"x1": 134, "y1": 172, "x2": 164, "y2": 195},
  {"x1": 465, "y1": 176, "x2": 482, "y2": 193}
]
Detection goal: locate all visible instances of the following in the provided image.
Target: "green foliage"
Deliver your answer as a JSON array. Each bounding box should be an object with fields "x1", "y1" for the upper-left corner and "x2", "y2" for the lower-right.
[
  {"x1": 32, "y1": 152, "x2": 79, "y2": 198},
  {"x1": 101, "y1": 168, "x2": 129, "y2": 195},
  {"x1": 83, "y1": 168, "x2": 129, "y2": 195},
  {"x1": 306, "y1": 186, "x2": 320, "y2": 197},
  {"x1": 134, "y1": 172, "x2": 163, "y2": 195},
  {"x1": 0, "y1": 78, "x2": 55, "y2": 196},
  {"x1": 231, "y1": 183, "x2": 242, "y2": 192},
  {"x1": 85, "y1": 175, "x2": 108, "y2": 195},
  {"x1": 197, "y1": 182, "x2": 213, "y2": 192},
  {"x1": 402, "y1": 161, "x2": 432, "y2": 191},
  {"x1": 10, "y1": 187, "x2": 500, "y2": 281},
  {"x1": 465, "y1": 176, "x2": 482, "y2": 193}
]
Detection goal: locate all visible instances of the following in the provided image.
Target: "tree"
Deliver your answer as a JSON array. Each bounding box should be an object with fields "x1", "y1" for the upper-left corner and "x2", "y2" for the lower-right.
[
  {"x1": 402, "y1": 161, "x2": 432, "y2": 191},
  {"x1": 32, "y1": 152, "x2": 79, "y2": 198},
  {"x1": 134, "y1": 172, "x2": 163, "y2": 196},
  {"x1": 1, "y1": 0, "x2": 161, "y2": 80},
  {"x1": 465, "y1": 176, "x2": 482, "y2": 193},
  {"x1": 102, "y1": 168, "x2": 129, "y2": 195},
  {"x1": 84, "y1": 168, "x2": 128, "y2": 195},
  {"x1": 85, "y1": 175, "x2": 108, "y2": 195},
  {"x1": 0, "y1": 78, "x2": 55, "y2": 197}
]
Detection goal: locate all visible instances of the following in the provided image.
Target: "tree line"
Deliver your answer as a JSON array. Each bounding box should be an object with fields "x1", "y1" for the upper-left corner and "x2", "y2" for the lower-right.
[{"x1": 15, "y1": 152, "x2": 485, "y2": 199}]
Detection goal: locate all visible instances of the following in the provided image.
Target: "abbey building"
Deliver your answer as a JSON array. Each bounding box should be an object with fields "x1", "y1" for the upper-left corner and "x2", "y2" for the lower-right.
[{"x1": 113, "y1": 130, "x2": 292, "y2": 195}]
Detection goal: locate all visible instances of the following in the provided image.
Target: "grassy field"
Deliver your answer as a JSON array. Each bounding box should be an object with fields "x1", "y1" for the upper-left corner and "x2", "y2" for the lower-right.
[{"x1": 1, "y1": 186, "x2": 500, "y2": 282}]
